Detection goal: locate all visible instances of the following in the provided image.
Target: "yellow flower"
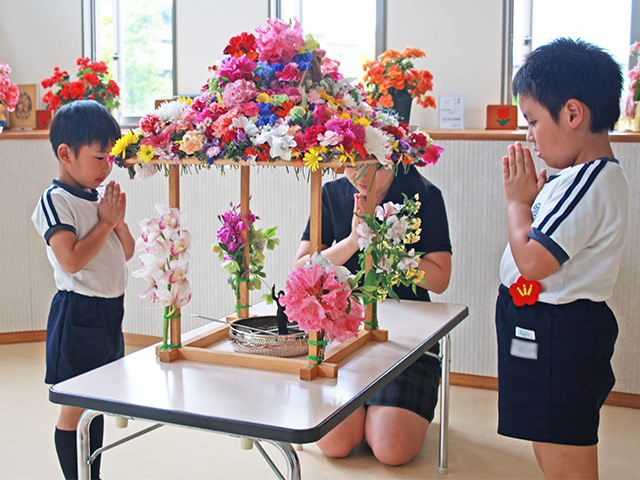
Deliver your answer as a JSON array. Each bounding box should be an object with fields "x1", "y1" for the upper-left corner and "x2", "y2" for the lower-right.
[
  {"x1": 137, "y1": 144, "x2": 155, "y2": 163},
  {"x1": 303, "y1": 145, "x2": 324, "y2": 171},
  {"x1": 256, "y1": 92, "x2": 270, "y2": 103},
  {"x1": 336, "y1": 144, "x2": 355, "y2": 165},
  {"x1": 110, "y1": 130, "x2": 139, "y2": 157},
  {"x1": 354, "y1": 117, "x2": 372, "y2": 128}
]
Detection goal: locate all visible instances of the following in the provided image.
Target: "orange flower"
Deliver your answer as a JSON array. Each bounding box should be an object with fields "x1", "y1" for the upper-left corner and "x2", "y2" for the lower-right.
[{"x1": 362, "y1": 46, "x2": 436, "y2": 112}]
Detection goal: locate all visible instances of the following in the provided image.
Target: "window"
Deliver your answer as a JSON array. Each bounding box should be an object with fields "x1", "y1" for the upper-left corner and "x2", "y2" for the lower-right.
[
  {"x1": 273, "y1": 0, "x2": 382, "y2": 82},
  {"x1": 82, "y1": 0, "x2": 175, "y2": 126}
]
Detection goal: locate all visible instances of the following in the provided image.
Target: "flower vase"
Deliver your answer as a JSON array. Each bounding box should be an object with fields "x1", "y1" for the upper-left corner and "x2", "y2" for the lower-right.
[{"x1": 391, "y1": 89, "x2": 413, "y2": 124}]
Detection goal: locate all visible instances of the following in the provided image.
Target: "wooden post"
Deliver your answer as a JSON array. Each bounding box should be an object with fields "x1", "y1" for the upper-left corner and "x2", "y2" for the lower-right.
[
  {"x1": 239, "y1": 166, "x2": 250, "y2": 318},
  {"x1": 364, "y1": 165, "x2": 376, "y2": 329},
  {"x1": 168, "y1": 164, "x2": 182, "y2": 347},
  {"x1": 309, "y1": 168, "x2": 322, "y2": 254}
]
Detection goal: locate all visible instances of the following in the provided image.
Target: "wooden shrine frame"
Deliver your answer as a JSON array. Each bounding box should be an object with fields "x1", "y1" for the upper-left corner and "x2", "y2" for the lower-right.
[{"x1": 126, "y1": 158, "x2": 388, "y2": 379}]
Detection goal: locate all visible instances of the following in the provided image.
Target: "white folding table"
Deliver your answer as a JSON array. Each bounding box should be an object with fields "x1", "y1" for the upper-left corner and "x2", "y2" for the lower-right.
[{"x1": 49, "y1": 300, "x2": 468, "y2": 479}]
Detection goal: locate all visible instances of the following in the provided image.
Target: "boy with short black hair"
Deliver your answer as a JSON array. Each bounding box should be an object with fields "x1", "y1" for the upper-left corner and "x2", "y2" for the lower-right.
[
  {"x1": 32, "y1": 100, "x2": 135, "y2": 479},
  {"x1": 497, "y1": 38, "x2": 628, "y2": 479}
]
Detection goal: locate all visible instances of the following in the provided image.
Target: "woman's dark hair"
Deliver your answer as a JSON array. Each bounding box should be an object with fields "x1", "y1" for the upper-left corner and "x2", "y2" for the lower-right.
[
  {"x1": 512, "y1": 38, "x2": 623, "y2": 132},
  {"x1": 49, "y1": 100, "x2": 121, "y2": 157}
]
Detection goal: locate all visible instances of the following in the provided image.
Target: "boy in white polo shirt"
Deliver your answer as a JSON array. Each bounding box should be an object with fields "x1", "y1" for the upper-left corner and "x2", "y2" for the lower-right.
[
  {"x1": 32, "y1": 100, "x2": 135, "y2": 479},
  {"x1": 497, "y1": 38, "x2": 628, "y2": 479}
]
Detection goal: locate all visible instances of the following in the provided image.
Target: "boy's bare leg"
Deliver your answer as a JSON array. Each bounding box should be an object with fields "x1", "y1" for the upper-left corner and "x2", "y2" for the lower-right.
[{"x1": 533, "y1": 441, "x2": 599, "y2": 480}]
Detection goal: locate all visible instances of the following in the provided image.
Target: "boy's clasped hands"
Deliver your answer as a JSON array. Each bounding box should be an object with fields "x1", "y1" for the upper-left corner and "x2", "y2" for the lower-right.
[{"x1": 502, "y1": 141, "x2": 547, "y2": 209}]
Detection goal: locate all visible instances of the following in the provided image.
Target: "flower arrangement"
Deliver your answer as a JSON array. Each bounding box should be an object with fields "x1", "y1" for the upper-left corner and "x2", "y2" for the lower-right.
[
  {"x1": 41, "y1": 57, "x2": 121, "y2": 113},
  {"x1": 355, "y1": 194, "x2": 425, "y2": 309},
  {"x1": 211, "y1": 204, "x2": 279, "y2": 312},
  {"x1": 618, "y1": 41, "x2": 640, "y2": 132},
  {"x1": 278, "y1": 253, "x2": 365, "y2": 343},
  {"x1": 133, "y1": 204, "x2": 192, "y2": 348},
  {"x1": 361, "y1": 47, "x2": 436, "y2": 110},
  {"x1": 0, "y1": 62, "x2": 20, "y2": 112},
  {"x1": 109, "y1": 19, "x2": 442, "y2": 176}
]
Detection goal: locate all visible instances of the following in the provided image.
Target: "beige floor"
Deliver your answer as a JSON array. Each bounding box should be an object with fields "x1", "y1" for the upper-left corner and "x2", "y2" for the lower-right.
[{"x1": 1, "y1": 342, "x2": 638, "y2": 480}]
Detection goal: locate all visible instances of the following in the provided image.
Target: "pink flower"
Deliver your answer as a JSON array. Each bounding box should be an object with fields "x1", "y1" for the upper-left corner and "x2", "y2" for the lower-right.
[
  {"x1": 422, "y1": 143, "x2": 443, "y2": 165},
  {"x1": 211, "y1": 108, "x2": 241, "y2": 137},
  {"x1": 222, "y1": 79, "x2": 258, "y2": 110},
  {"x1": 243, "y1": 101, "x2": 260, "y2": 116},
  {"x1": 255, "y1": 18, "x2": 305, "y2": 64},
  {"x1": 276, "y1": 63, "x2": 301, "y2": 83},
  {"x1": 279, "y1": 263, "x2": 364, "y2": 343},
  {"x1": 217, "y1": 56, "x2": 257, "y2": 82}
]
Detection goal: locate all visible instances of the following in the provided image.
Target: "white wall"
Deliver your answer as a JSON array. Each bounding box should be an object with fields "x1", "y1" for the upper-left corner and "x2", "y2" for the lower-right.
[{"x1": 387, "y1": 0, "x2": 505, "y2": 130}]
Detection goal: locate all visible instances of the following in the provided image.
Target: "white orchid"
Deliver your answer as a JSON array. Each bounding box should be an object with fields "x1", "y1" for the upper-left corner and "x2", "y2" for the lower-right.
[
  {"x1": 255, "y1": 124, "x2": 296, "y2": 160},
  {"x1": 134, "y1": 204, "x2": 192, "y2": 348}
]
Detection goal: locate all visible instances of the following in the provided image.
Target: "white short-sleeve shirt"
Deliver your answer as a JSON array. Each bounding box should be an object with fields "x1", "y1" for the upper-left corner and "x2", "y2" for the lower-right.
[
  {"x1": 500, "y1": 158, "x2": 628, "y2": 304},
  {"x1": 32, "y1": 180, "x2": 128, "y2": 298}
]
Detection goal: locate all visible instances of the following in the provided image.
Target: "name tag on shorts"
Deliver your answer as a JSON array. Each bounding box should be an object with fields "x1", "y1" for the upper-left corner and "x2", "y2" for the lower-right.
[
  {"x1": 515, "y1": 326, "x2": 535, "y2": 340},
  {"x1": 510, "y1": 338, "x2": 538, "y2": 360}
]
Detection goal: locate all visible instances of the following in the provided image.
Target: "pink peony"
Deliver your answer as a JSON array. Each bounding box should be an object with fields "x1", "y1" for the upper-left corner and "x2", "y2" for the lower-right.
[
  {"x1": 217, "y1": 56, "x2": 257, "y2": 82},
  {"x1": 211, "y1": 108, "x2": 241, "y2": 137},
  {"x1": 275, "y1": 63, "x2": 301, "y2": 83}
]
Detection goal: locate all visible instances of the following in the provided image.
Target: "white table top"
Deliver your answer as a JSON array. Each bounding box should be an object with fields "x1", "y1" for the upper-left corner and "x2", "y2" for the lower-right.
[{"x1": 50, "y1": 300, "x2": 467, "y2": 443}]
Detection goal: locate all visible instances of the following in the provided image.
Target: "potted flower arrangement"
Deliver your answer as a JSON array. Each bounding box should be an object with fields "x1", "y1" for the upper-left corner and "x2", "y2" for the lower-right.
[
  {"x1": 41, "y1": 57, "x2": 121, "y2": 113},
  {"x1": 133, "y1": 204, "x2": 192, "y2": 349},
  {"x1": 618, "y1": 41, "x2": 640, "y2": 132},
  {"x1": 355, "y1": 193, "x2": 427, "y2": 328},
  {"x1": 0, "y1": 62, "x2": 20, "y2": 133},
  {"x1": 108, "y1": 18, "x2": 442, "y2": 175},
  {"x1": 211, "y1": 204, "x2": 279, "y2": 317},
  {"x1": 361, "y1": 47, "x2": 436, "y2": 123}
]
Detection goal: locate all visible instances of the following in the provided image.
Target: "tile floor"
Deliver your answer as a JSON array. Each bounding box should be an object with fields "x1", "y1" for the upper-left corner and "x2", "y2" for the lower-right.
[{"x1": 1, "y1": 342, "x2": 638, "y2": 480}]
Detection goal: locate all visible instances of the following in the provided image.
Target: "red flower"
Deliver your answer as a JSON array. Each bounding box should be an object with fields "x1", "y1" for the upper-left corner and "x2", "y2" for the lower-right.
[
  {"x1": 224, "y1": 32, "x2": 258, "y2": 60},
  {"x1": 508, "y1": 276, "x2": 540, "y2": 306},
  {"x1": 497, "y1": 106, "x2": 510, "y2": 120}
]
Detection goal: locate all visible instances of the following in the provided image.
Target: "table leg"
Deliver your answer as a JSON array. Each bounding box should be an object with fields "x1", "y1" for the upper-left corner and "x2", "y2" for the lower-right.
[
  {"x1": 439, "y1": 333, "x2": 450, "y2": 474},
  {"x1": 257, "y1": 439, "x2": 301, "y2": 480},
  {"x1": 77, "y1": 409, "x2": 102, "y2": 480}
]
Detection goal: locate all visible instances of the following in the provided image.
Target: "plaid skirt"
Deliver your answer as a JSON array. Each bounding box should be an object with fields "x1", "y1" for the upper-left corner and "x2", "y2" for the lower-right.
[{"x1": 366, "y1": 350, "x2": 441, "y2": 422}]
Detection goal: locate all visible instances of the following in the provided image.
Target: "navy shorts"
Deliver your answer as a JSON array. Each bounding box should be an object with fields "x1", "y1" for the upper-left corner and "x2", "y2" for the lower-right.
[
  {"x1": 366, "y1": 346, "x2": 441, "y2": 422},
  {"x1": 496, "y1": 285, "x2": 617, "y2": 446},
  {"x1": 45, "y1": 290, "x2": 125, "y2": 384}
]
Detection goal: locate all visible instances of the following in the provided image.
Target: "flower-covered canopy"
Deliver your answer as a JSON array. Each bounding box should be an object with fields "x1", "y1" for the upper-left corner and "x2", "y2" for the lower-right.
[{"x1": 110, "y1": 18, "x2": 441, "y2": 175}]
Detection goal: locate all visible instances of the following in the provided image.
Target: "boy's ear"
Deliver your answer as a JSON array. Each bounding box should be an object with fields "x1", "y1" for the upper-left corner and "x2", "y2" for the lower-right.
[
  {"x1": 57, "y1": 144, "x2": 73, "y2": 164},
  {"x1": 564, "y1": 99, "x2": 586, "y2": 128}
]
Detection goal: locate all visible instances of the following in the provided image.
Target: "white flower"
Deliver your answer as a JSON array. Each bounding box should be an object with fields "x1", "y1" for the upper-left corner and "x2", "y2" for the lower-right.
[
  {"x1": 307, "y1": 252, "x2": 353, "y2": 286},
  {"x1": 155, "y1": 99, "x2": 188, "y2": 123},
  {"x1": 385, "y1": 215, "x2": 409, "y2": 244},
  {"x1": 375, "y1": 201, "x2": 401, "y2": 221},
  {"x1": 232, "y1": 116, "x2": 260, "y2": 138},
  {"x1": 318, "y1": 130, "x2": 343, "y2": 146},
  {"x1": 398, "y1": 249, "x2": 419, "y2": 271},
  {"x1": 255, "y1": 124, "x2": 296, "y2": 160},
  {"x1": 133, "y1": 163, "x2": 159, "y2": 179},
  {"x1": 364, "y1": 125, "x2": 393, "y2": 165},
  {"x1": 356, "y1": 222, "x2": 375, "y2": 250}
]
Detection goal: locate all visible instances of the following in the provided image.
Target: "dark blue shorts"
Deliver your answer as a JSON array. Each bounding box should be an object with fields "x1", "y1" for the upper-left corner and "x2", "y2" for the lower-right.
[
  {"x1": 366, "y1": 347, "x2": 441, "y2": 422},
  {"x1": 45, "y1": 290, "x2": 125, "y2": 384},
  {"x1": 496, "y1": 285, "x2": 617, "y2": 446}
]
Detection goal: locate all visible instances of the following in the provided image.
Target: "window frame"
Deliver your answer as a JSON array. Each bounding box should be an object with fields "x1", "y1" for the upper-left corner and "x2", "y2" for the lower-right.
[{"x1": 81, "y1": 0, "x2": 177, "y2": 127}]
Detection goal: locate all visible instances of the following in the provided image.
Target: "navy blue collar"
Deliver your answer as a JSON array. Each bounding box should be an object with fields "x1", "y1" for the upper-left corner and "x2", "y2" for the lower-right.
[{"x1": 52, "y1": 179, "x2": 99, "y2": 201}]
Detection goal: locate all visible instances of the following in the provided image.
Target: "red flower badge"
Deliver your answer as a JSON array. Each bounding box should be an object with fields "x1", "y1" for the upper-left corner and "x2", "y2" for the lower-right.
[{"x1": 509, "y1": 276, "x2": 540, "y2": 306}]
